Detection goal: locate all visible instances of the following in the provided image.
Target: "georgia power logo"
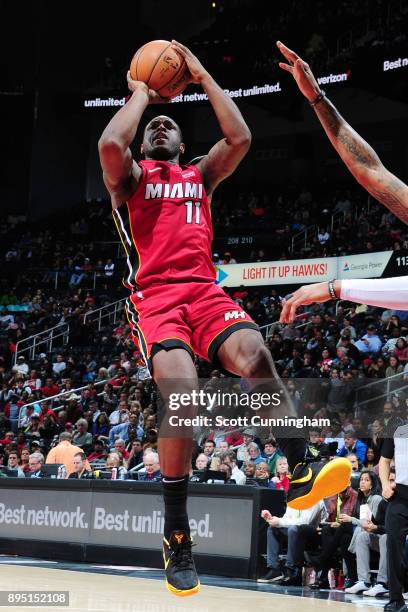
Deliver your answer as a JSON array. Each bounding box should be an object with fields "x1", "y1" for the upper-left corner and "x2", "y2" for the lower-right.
[
  {"x1": 343, "y1": 262, "x2": 350, "y2": 272},
  {"x1": 215, "y1": 266, "x2": 229, "y2": 285}
]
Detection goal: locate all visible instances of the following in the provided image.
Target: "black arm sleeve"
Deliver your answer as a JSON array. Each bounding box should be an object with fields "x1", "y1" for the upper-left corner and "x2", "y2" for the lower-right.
[{"x1": 381, "y1": 437, "x2": 395, "y2": 459}]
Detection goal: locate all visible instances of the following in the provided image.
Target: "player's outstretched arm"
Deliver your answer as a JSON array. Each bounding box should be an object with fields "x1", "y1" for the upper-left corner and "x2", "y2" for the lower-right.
[
  {"x1": 98, "y1": 76, "x2": 166, "y2": 208},
  {"x1": 171, "y1": 40, "x2": 251, "y2": 195},
  {"x1": 279, "y1": 276, "x2": 408, "y2": 323},
  {"x1": 277, "y1": 41, "x2": 408, "y2": 224}
]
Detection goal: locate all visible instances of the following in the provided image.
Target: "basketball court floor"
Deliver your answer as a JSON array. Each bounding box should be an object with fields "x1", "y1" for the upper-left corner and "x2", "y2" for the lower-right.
[{"x1": 0, "y1": 556, "x2": 385, "y2": 611}]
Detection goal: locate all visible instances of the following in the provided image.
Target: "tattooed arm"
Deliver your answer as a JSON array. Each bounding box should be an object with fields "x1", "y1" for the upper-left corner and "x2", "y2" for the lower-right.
[{"x1": 277, "y1": 41, "x2": 408, "y2": 224}]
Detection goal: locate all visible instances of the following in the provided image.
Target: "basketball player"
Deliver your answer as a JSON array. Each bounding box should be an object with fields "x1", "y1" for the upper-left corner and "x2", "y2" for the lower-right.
[
  {"x1": 276, "y1": 40, "x2": 408, "y2": 224},
  {"x1": 98, "y1": 40, "x2": 350, "y2": 597},
  {"x1": 280, "y1": 276, "x2": 408, "y2": 324}
]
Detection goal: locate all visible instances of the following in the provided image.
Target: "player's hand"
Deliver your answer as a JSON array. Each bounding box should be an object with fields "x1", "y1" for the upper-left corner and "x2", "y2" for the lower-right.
[
  {"x1": 382, "y1": 482, "x2": 396, "y2": 500},
  {"x1": 276, "y1": 41, "x2": 321, "y2": 102},
  {"x1": 171, "y1": 40, "x2": 208, "y2": 84},
  {"x1": 126, "y1": 72, "x2": 169, "y2": 104},
  {"x1": 279, "y1": 281, "x2": 336, "y2": 324}
]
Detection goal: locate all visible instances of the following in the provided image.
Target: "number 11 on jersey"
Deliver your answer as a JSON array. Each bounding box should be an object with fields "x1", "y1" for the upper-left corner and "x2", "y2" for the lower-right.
[{"x1": 185, "y1": 201, "x2": 201, "y2": 224}]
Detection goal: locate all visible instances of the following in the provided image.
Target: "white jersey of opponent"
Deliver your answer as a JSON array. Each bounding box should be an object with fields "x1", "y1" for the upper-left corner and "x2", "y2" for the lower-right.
[{"x1": 340, "y1": 276, "x2": 408, "y2": 310}]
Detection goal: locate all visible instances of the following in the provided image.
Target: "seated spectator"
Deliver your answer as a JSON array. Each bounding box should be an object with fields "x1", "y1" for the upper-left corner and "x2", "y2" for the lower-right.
[
  {"x1": 20, "y1": 406, "x2": 36, "y2": 429},
  {"x1": 317, "y1": 227, "x2": 330, "y2": 245},
  {"x1": 340, "y1": 471, "x2": 382, "y2": 592},
  {"x1": 385, "y1": 355, "x2": 404, "y2": 378},
  {"x1": 41, "y1": 377, "x2": 60, "y2": 398},
  {"x1": 72, "y1": 418, "x2": 93, "y2": 451},
  {"x1": 346, "y1": 452, "x2": 362, "y2": 489},
  {"x1": 202, "y1": 439, "x2": 215, "y2": 460},
  {"x1": 108, "y1": 413, "x2": 143, "y2": 445},
  {"x1": 113, "y1": 438, "x2": 129, "y2": 461},
  {"x1": 20, "y1": 447, "x2": 30, "y2": 474},
  {"x1": 38, "y1": 400, "x2": 57, "y2": 423},
  {"x1": 394, "y1": 338, "x2": 408, "y2": 364},
  {"x1": 323, "y1": 418, "x2": 345, "y2": 453},
  {"x1": 105, "y1": 452, "x2": 128, "y2": 480},
  {"x1": 364, "y1": 447, "x2": 378, "y2": 470},
  {"x1": 12, "y1": 356, "x2": 29, "y2": 377},
  {"x1": 243, "y1": 462, "x2": 256, "y2": 479},
  {"x1": 271, "y1": 456, "x2": 290, "y2": 492},
  {"x1": 46, "y1": 431, "x2": 91, "y2": 475},
  {"x1": 87, "y1": 440, "x2": 108, "y2": 463},
  {"x1": 262, "y1": 437, "x2": 283, "y2": 474},
  {"x1": 143, "y1": 427, "x2": 158, "y2": 452},
  {"x1": 367, "y1": 356, "x2": 387, "y2": 378},
  {"x1": 68, "y1": 451, "x2": 93, "y2": 479},
  {"x1": 137, "y1": 451, "x2": 161, "y2": 481},
  {"x1": 24, "y1": 414, "x2": 42, "y2": 438},
  {"x1": 26, "y1": 451, "x2": 46, "y2": 478},
  {"x1": 382, "y1": 328, "x2": 402, "y2": 357},
  {"x1": 92, "y1": 412, "x2": 110, "y2": 438},
  {"x1": 219, "y1": 450, "x2": 246, "y2": 485},
  {"x1": 52, "y1": 354, "x2": 66, "y2": 377},
  {"x1": 38, "y1": 415, "x2": 59, "y2": 448},
  {"x1": 126, "y1": 439, "x2": 144, "y2": 470},
  {"x1": 7, "y1": 450, "x2": 25, "y2": 477},
  {"x1": 255, "y1": 462, "x2": 275, "y2": 488},
  {"x1": 258, "y1": 501, "x2": 327, "y2": 584},
  {"x1": 337, "y1": 432, "x2": 367, "y2": 464},
  {"x1": 332, "y1": 346, "x2": 355, "y2": 370},
  {"x1": 247, "y1": 442, "x2": 263, "y2": 465},
  {"x1": 354, "y1": 324, "x2": 383, "y2": 355},
  {"x1": 235, "y1": 428, "x2": 256, "y2": 462},
  {"x1": 367, "y1": 418, "x2": 384, "y2": 461},
  {"x1": 195, "y1": 453, "x2": 210, "y2": 471},
  {"x1": 309, "y1": 427, "x2": 330, "y2": 456},
  {"x1": 310, "y1": 485, "x2": 358, "y2": 589},
  {"x1": 216, "y1": 440, "x2": 229, "y2": 453},
  {"x1": 219, "y1": 462, "x2": 233, "y2": 482},
  {"x1": 108, "y1": 399, "x2": 129, "y2": 426},
  {"x1": 346, "y1": 470, "x2": 395, "y2": 597}
]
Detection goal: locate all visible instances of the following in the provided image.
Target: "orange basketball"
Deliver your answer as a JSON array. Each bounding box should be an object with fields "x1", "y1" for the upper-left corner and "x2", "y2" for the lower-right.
[{"x1": 130, "y1": 40, "x2": 190, "y2": 99}]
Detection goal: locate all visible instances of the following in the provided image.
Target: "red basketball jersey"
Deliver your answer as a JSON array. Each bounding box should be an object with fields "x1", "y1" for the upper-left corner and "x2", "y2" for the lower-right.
[{"x1": 113, "y1": 160, "x2": 215, "y2": 290}]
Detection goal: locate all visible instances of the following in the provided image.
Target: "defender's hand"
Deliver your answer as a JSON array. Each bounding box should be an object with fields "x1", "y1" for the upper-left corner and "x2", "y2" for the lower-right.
[
  {"x1": 280, "y1": 281, "x2": 335, "y2": 324},
  {"x1": 276, "y1": 41, "x2": 321, "y2": 102},
  {"x1": 171, "y1": 40, "x2": 208, "y2": 84}
]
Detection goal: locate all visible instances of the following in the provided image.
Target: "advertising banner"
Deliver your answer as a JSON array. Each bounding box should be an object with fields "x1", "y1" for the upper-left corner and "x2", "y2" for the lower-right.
[
  {"x1": 216, "y1": 250, "x2": 396, "y2": 287},
  {"x1": 0, "y1": 488, "x2": 253, "y2": 557}
]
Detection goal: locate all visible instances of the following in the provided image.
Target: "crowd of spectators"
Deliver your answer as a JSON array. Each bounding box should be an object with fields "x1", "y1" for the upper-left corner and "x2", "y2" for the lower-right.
[
  {"x1": 92, "y1": 0, "x2": 407, "y2": 100},
  {"x1": 2, "y1": 184, "x2": 407, "y2": 293}
]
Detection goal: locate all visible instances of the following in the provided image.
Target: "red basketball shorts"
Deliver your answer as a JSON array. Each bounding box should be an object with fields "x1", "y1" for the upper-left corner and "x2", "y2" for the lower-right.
[{"x1": 125, "y1": 282, "x2": 258, "y2": 369}]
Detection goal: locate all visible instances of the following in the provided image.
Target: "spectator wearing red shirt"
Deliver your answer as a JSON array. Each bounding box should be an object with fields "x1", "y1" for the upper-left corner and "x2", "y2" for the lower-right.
[
  {"x1": 0, "y1": 431, "x2": 14, "y2": 447},
  {"x1": 38, "y1": 400, "x2": 57, "y2": 423},
  {"x1": 271, "y1": 456, "x2": 290, "y2": 492},
  {"x1": 41, "y1": 378, "x2": 60, "y2": 398},
  {"x1": 113, "y1": 439, "x2": 130, "y2": 461},
  {"x1": 87, "y1": 440, "x2": 108, "y2": 462},
  {"x1": 233, "y1": 285, "x2": 248, "y2": 301},
  {"x1": 394, "y1": 338, "x2": 408, "y2": 364}
]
